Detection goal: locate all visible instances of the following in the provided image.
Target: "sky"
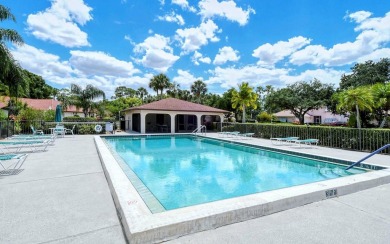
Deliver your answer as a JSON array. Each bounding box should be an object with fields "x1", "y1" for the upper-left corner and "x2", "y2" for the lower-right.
[{"x1": 2, "y1": 0, "x2": 390, "y2": 98}]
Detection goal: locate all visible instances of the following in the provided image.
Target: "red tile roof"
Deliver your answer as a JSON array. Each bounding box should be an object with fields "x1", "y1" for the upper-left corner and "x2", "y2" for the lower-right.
[
  {"x1": 124, "y1": 98, "x2": 228, "y2": 113},
  {"x1": 0, "y1": 97, "x2": 81, "y2": 112}
]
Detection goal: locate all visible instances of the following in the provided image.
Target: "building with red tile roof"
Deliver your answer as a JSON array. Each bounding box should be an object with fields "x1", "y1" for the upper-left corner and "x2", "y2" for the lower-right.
[
  {"x1": 0, "y1": 97, "x2": 84, "y2": 117},
  {"x1": 122, "y1": 98, "x2": 228, "y2": 133}
]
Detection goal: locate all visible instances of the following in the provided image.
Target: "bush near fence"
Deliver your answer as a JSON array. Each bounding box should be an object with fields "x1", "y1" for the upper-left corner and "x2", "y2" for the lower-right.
[{"x1": 222, "y1": 123, "x2": 390, "y2": 153}]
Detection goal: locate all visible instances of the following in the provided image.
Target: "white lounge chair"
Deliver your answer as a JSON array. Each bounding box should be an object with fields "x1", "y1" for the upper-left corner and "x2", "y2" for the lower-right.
[
  {"x1": 292, "y1": 139, "x2": 319, "y2": 147},
  {"x1": 0, "y1": 154, "x2": 28, "y2": 175},
  {"x1": 270, "y1": 137, "x2": 299, "y2": 145},
  {"x1": 0, "y1": 139, "x2": 50, "y2": 153},
  {"x1": 239, "y1": 133, "x2": 254, "y2": 139},
  {"x1": 65, "y1": 125, "x2": 76, "y2": 136},
  {"x1": 30, "y1": 125, "x2": 44, "y2": 135}
]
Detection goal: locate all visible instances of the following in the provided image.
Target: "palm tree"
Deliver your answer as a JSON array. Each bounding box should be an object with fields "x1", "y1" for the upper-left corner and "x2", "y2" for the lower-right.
[
  {"x1": 149, "y1": 73, "x2": 171, "y2": 98},
  {"x1": 56, "y1": 88, "x2": 72, "y2": 111},
  {"x1": 1, "y1": 4, "x2": 24, "y2": 82},
  {"x1": 166, "y1": 82, "x2": 180, "y2": 98},
  {"x1": 336, "y1": 86, "x2": 374, "y2": 128},
  {"x1": 231, "y1": 82, "x2": 258, "y2": 123},
  {"x1": 70, "y1": 84, "x2": 106, "y2": 117},
  {"x1": 136, "y1": 87, "x2": 148, "y2": 103},
  {"x1": 372, "y1": 83, "x2": 390, "y2": 128},
  {"x1": 190, "y1": 80, "x2": 207, "y2": 104}
]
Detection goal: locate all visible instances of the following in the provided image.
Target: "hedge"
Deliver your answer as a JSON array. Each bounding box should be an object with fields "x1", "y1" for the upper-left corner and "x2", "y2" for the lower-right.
[{"x1": 222, "y1": 123, "x2": 390, "y2": 153}]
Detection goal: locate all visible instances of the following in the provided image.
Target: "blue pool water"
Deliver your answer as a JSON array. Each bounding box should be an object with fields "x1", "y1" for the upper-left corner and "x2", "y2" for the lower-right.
[{"x1": 104, "y1": 136, "x2": 366, "y2": 210}]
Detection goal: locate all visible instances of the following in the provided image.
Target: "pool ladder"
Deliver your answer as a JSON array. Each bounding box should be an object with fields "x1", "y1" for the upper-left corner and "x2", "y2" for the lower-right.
[
  {"x1": 346, "y1": 144, "x2": 390, "y2": 170},
  {"x1": 192, "y1": 125, "x2": 207, "y2": 136}
]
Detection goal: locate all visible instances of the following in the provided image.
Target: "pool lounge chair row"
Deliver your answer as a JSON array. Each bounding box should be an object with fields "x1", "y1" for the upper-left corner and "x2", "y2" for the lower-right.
[
  {"x1": 218, "y1": 131, "x2": 255, "y2": 139},
  {"x1": 271, "y1": 137, "x2": 319, "y2": 147}
]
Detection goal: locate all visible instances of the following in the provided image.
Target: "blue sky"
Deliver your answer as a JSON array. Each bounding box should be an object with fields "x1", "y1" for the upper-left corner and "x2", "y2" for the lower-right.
[{"x1": 3, "y1": 0, "x2": 390, "y2": 98}]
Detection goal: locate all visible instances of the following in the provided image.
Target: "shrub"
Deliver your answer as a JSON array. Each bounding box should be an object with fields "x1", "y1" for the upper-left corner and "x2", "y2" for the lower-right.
[{"x1": 256, "y1": 112, "x2": 272, "y2": 123}]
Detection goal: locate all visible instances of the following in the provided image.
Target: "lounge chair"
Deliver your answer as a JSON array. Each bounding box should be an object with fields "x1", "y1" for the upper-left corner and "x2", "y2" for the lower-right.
[
  {"x1": 65, "y1": 125, "x2": 76, "y2": 136},
  {"x1": 292, "y1": 139, "x2": 319, "y2": 147},
  {"x1": 0, "y1": 139, "x2": 50, "y2": 153},
  {"x1": 9, "y1": 135, "x2": 56, "y2": 144},
  {"x1": 0, "y1": 154, "x2": 28, "y2": 172},
  {"x1": 53, "y1": 125, "x2": 65, "y2": 137},
  {"x1": 30, "y1": 125, "x2": 44, "y2": 135},
  {"x1": 239, "y1": 133, "x2": 255, "y2": 139},
  {"x1": 270, "y1": 137, "x2": 299, "y2": 145}
]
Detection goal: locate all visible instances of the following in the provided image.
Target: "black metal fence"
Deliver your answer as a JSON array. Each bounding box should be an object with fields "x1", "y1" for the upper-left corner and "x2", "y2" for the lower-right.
[
  {"x1": 221, "y1": 122, "x2": 390, "y2": 154},
  {"x1": 0, "y1": 120, "x2": 120, "y2": 138}
]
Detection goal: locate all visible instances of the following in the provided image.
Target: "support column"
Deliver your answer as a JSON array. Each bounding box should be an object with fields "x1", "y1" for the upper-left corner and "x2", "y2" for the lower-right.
[
  {"x1": 197, "y1": 114, "x2": 202, "y2": 129},
  {"x1": 170, "y1": 113, "x2": 175, "y2": 134},
  {"x1": 140, "y1": 111, "x2": 146, "y2": 134}
]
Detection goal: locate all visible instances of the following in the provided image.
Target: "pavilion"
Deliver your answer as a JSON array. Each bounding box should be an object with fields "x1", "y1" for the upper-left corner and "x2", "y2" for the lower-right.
[{"x1": 122, "y1": 98, "x2": 228, "y2": 133}]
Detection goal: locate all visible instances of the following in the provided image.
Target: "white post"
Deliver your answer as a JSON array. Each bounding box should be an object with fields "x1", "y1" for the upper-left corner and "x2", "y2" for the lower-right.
[{"x1": 170, "y1": 113, "x2": 175, "y2": 134}]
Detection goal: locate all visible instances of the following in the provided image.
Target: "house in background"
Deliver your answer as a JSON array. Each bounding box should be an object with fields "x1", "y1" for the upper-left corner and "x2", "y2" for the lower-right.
[
  {"x1": 273, "y1": 107, "x2": 348, "y2": 124},
  {"x1": 0, "y1": 97, "x2": 84, "y2": 118}
]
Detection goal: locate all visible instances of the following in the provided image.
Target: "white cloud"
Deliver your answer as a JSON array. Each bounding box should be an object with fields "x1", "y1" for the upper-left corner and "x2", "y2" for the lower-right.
[
  {"x1": 11, "y1": 44, "x2": 74, "y2": 79},
  {"x1": 280, "y1": 69, "x2": 345, "y2": 86},
  {"x1": 347, "y1": 10, "x2": 372, "y2": 23},
  {"x1": 213, "y1": 46, "x2": 240, "y2": 65},
  {"x1": 205, "y1": 65, "x2": 290, "y2": 89},
  {"x1": 157, "y1": 11, "x2": 185, "y2": 25},
  {"x1": 357, "y1": 48, "x2": 390, "y2": 63},
  {"x1": 192, "y1": 51, "x2": 211, "y2": 65},
  {"x1": 26, "y1": 0, "x2": 92, "y2": 48},
  {"x1": 10, "y1": 44, "x2": 150, "y2": 98},
  {"x1": 290, "y1": 11, "x2": 390, "y2": 67},
  {"x1": 176, "y1": 19, "x2": 220, "y2": 53},
  {"x1": 253, "y1": 36, "x2": 311, "y2": 67},
  {"x1": 172, "y1": 0, "x2": 196, "y2": 12},
  {"x1": 198, "y1": 0, "x2": 255, "y2": 26},
  {"x1": 173, "y1": 69, "x2": 203, "y2": 88},
  {"x1": 69, "y1": 51, "x2": 140, "y2": 77},
  {"x1": 134, "y1": 34, "x2": 180, "y2": 72}
]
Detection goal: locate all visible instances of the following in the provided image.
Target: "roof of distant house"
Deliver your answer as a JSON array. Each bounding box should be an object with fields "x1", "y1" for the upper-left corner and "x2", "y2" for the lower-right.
[
  {"x1": 124, "y1": 98, "x2": 229, "y2": 113},
  {"x1": 0, "y1": 97, "x2": 81, "y2": 112}
]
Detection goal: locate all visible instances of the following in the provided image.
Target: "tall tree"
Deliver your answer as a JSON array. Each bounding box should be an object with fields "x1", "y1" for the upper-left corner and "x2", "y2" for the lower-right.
[
  {"x1": 1, "y1": 4, "x2": 24, "y2": 104},
  {"x1": 149, "y1": 73, "x2": 171, "y2": 98},
  {"x1": 70, "y1": 84, "x2": 106, "y2": 117},
  {"x1": 371, "y1": 83, "x2": 390, "y2": 128},
  {"x1": 266, "y1": 79, "x2": 334, "y2": 124},
  {"x1": 136, "y1": 87, "x2": 148, "y2": 103},
  {"x1": 335, "y1": 86, "x2": 374, "y2": 129},
  {"x1": 113, "y1": 86, "x2": 136, "y2": 99},
  {"x1": 231, "y1": 82, "x2": 258, "y2": 123},
  {"x1": 339, "y1": 58, "x2": 390, "y2": 90},
  {"x1": 56, "y1": 88, "x2": 72, "y2": 111},
  {"x1": 190, "y1": 80, "x2": 207, "y2": 104}
]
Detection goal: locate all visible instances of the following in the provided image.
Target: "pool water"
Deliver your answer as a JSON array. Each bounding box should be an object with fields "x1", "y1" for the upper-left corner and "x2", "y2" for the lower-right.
[{"x1": 104, "y1": 136, "x2": 366, "y2": 210}]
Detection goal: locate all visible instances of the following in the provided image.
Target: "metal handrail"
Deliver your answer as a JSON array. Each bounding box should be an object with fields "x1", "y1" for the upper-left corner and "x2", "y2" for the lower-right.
[
  {"x1": 346, "y1": 144, "x2": 390, "y2": 170},
  {"x1": 192, "y1": 125, "x2": 207, "y2": 135}
]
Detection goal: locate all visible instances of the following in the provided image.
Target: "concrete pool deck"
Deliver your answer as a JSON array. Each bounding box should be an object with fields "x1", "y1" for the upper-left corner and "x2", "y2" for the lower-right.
[{"x1": 1, "y1": 134, "x2": 389, "y2": 243}]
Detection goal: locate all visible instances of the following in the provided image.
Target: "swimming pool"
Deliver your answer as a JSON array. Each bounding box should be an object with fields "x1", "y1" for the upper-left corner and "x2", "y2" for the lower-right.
[
  {"x1": 94, "y1": 134, "x2": 390, "y2": 243},
  {"x1": 103, "y1": 135, "x2": 365, "y2": 212}
]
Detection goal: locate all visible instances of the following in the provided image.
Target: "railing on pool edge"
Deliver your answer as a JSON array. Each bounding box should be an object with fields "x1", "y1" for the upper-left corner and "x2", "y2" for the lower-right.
[
  {"x1": 346, "y1": 144, "x2": 390, "y2": 170},
  {"x1": 192, "y1": 125, "x2": 207, "y2": 136}
]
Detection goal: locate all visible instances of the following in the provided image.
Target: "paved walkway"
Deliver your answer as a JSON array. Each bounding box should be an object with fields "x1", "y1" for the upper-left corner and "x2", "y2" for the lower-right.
[
  {"x1": 1, "y1": 134, "x2": 389, "y2": 244},
  {"x1": 0, "y1": 135, "x2": 126, "y2": 244}
]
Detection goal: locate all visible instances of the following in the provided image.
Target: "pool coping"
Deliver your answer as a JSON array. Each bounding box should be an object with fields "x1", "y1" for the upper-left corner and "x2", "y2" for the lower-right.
[{"x1": 94, "y1": 135, "x2": 390, "y2": 244}]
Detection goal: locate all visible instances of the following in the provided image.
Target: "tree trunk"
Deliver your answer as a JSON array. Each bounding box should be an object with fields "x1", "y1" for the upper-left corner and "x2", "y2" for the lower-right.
[
  {"x1": 298, "y1": 115, "x2": 305, "y2": 125},
  {"x1": 379, "y1": 112, "x2": 388, "y2": 128},
  {"x1": 242, "y1": 105, "x2": 246, "y2": 123},
  {"x1": 356, "y1": 105, "x2": 361, "y2": 129}
]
